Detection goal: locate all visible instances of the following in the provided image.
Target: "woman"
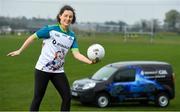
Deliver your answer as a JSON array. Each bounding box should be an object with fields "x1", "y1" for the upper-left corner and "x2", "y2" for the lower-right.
[{"x1": 7, "y1": 5, "x2": 97, "y2": 111}]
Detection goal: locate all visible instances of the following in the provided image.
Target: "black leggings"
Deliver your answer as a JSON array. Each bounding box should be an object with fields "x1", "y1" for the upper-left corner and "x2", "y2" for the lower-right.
[{"x1": 30, "y1": 69, "x2": 71, "y2": 111}]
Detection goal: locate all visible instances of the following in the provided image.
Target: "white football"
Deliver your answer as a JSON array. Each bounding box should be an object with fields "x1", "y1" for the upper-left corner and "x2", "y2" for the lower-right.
[{"x1": 87, "y1": 44, "x2": 105, "y2": 60}]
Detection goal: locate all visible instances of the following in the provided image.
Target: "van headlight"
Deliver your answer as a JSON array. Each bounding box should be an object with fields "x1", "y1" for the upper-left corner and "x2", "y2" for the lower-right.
[
  {"x1": 72, "y1": 81, "x2": 79, "y2": 90},
  {"x1": 82, "y1": 82, "x2": 96, "y2": 90}
]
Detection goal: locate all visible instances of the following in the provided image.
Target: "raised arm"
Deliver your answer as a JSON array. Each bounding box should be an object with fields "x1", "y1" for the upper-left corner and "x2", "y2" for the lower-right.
[{"x1": 7, "y1": 34, "x2": 37, "y2": 56}]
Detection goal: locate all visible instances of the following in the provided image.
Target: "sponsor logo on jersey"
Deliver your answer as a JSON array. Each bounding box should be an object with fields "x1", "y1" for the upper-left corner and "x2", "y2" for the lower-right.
[{"x1": 52, "y1": 39, "x2": 70, "y2": 49}]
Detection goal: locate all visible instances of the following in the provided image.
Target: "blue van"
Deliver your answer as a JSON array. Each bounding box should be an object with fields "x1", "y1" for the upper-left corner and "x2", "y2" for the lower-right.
[{"x1": 71, "y1": 61, "x2": 175, "y2": 108}]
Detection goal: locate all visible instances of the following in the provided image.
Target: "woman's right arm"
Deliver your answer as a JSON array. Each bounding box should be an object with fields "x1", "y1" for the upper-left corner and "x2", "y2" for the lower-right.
[{"x1": 7, "y1": 34, "x2": 37, "y2": 56}]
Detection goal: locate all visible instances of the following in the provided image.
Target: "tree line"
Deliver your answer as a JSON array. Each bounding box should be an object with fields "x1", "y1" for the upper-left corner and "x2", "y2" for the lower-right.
[
  {"x1": 104, "y1": 9, "x2": 180, "y2": 33},
  {"x1": 0, "y1": 9, "x2": 180, "y2": 33},
  {"x1": 0, "y1": 16, "x2": 56, "y2": 29}
]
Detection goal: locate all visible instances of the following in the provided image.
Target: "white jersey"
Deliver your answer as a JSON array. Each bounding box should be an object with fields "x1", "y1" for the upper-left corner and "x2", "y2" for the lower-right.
[{"x1": 35, "y1": 24, "x2": 78, "y2": 73}]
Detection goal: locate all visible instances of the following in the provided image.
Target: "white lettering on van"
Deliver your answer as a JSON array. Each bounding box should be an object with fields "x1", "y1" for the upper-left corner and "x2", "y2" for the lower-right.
[
  {"x1": 158, "y1": 70, "x2": 168, "y2": 74},
  {"x1": 141, "y1": 71, "x2": 157, "y2": 75}
]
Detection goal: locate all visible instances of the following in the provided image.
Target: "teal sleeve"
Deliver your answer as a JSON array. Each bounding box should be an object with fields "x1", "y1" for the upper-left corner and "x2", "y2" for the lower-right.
[
  {"x1": 71, "y1": 36, "x2": 78, "y2": 49},
  {"x1": 35, "y1": 25, "x2": 50, "y2": 39}
]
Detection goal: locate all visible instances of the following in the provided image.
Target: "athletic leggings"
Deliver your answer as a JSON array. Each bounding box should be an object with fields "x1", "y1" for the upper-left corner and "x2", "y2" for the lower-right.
[{"x1": 30, "y1": 69, "x2": 71, "y2": 111}]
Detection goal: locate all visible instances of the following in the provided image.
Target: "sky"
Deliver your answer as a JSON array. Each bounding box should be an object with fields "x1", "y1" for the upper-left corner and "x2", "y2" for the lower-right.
[{"x1": 0, "y1": 0, "x2": 180, "y2": 24}]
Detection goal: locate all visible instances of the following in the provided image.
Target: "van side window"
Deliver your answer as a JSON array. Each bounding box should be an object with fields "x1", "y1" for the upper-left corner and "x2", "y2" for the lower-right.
[{"x1": 114, "y1": 69, "x2": 136, "y2": 82}]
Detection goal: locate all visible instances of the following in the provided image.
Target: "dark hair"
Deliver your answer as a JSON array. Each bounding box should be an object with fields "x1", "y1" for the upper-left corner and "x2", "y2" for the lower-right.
[{"x1": 56, "y1": 5, "x2": 76, "y2": 24}]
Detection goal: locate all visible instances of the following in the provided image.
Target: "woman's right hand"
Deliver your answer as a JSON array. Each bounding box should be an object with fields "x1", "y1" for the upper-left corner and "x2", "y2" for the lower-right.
[
  {"x1": 7, "y1": 50, "x2": 21, "y2": 56},
  {"x1": 91, "y1": 58, "x2": 100, "y2": 64}
]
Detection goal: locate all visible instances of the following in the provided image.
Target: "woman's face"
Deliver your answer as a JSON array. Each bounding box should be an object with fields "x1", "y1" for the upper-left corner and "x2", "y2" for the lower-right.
[{"x1": 59, "y1": 10, "x2": 73, "y2": 28}]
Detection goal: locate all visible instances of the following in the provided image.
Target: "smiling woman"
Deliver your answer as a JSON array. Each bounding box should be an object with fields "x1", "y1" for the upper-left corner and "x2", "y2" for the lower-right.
[{"x1": 6, "y1": 5, "x2": 99, "y2": 111}]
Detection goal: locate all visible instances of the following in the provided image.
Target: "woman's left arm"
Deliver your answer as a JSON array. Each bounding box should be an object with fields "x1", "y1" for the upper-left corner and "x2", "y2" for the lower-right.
[{"x1": 72, "y1": 51, "x2": 93, "y2": 64}]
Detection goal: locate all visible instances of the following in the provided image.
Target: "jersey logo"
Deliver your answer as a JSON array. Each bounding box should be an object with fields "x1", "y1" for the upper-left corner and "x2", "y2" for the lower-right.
[{"x1": 55, "y1": 33, "x2": 60, "y2": 37}]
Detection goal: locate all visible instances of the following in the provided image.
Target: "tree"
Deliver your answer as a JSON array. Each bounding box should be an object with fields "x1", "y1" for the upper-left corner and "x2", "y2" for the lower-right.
[
  {"x1": 118, "y1": 21, "x2": 127, "y2": 32},
  {"x1": 140, "y1": 19, "x2": 149, "y2": 32},
  {"x1": 164, "y1": 9, "x2": 180, "y2": 32},
  {"x1": 151, "y1": 19, "x2": 161, "y2": 34}
]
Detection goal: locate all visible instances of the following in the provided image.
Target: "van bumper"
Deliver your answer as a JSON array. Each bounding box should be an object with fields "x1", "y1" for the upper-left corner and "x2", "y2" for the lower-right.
[{"x1": 71, "y1": 89, "x2": 95, "y2": 103}]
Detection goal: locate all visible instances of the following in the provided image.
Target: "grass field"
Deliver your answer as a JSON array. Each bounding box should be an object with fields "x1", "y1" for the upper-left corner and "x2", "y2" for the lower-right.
[{"x1": 0, "y1": 33, "x2": 180, "y2": 111}]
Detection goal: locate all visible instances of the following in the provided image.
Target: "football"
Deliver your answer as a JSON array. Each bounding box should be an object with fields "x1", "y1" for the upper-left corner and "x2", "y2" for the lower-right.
[{"x1": 87, "y1": 44, "x2": 105, "y2": 61}]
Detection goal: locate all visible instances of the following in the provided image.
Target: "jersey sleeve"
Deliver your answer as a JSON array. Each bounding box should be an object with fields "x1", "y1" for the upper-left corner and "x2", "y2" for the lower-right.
[
  {"x1": 71, "y1": 36, "x2": 79, "y2": 52},
  {"x1": 35, "y1": 25, "x2": 50, "y2": 39}
]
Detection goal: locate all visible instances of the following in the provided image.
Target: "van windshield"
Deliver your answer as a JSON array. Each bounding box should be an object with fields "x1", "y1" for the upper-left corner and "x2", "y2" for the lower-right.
[{"x1": 91, "y1": 66, "x2": 118, "y2": 81}]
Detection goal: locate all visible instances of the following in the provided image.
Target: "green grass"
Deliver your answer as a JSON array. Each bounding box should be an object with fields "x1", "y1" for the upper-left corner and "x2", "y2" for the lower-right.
[{"x1": 0, "y1": 33, "x2": 180, "y2": 111}]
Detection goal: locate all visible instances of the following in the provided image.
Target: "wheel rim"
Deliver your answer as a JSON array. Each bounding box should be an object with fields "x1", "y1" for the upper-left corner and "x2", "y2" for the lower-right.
[
  {"x1": 98, "y1": 96, "x2": 108, "y2": 107},
  {"x1": 159, "y1": 96, "x2": 168, "y2": 107}
]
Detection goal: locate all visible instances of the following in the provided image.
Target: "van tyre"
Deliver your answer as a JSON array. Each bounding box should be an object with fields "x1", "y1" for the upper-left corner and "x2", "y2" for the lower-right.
[
  {"x1": 96, "y1": 93, "x2": 110, "y2": 108},
  {"x1": 155, "y1": 93, "x2": 169, "y2": 107}
]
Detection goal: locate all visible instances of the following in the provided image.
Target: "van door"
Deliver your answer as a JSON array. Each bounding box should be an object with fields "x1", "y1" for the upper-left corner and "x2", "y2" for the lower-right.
[
  {"x1": 131, "y1": 66, "x2": 158, "y2": 99},
  {"x1": 109, "y1": 68, "x2": 136, "y2": 101}
]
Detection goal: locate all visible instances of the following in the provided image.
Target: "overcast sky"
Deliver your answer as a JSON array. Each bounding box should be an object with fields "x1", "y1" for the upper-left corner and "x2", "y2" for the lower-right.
[{"x1": 0, "y1": 0, "x2": 180, "y2": 24}]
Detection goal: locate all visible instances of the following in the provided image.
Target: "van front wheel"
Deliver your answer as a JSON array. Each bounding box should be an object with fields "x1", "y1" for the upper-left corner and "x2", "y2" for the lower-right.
[
  {"x1": 95, "y1": 93, "x2": 110, "y2": 108},
  {"x1": 155, "y1": 93, "x2": 169, "y2": 107}
]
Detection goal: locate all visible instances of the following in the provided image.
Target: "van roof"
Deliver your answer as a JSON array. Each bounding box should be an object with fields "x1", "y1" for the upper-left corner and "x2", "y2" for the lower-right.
[{"x1": 108, "y1": 61, "x2": 170, "y2": 68}]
